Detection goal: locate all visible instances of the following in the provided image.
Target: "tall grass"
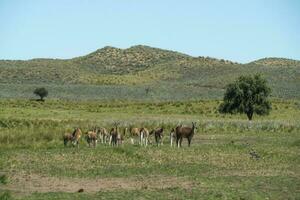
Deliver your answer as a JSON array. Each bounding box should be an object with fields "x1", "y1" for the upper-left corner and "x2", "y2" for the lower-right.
[
  {"x1": 0, "y1": 117, "x2": 299, "y2": 149},
  {"x1": 0, "y1": 99, "x2": 299, "y2": 148}
]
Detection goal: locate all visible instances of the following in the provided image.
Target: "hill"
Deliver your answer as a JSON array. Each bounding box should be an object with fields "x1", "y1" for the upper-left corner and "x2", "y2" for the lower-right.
[
  {"x1": 249, "y1": 57, "x2": 300, "y2": 67},
  {"x1": 0, "y1": 45, "x2": 299, "y2": 100}
]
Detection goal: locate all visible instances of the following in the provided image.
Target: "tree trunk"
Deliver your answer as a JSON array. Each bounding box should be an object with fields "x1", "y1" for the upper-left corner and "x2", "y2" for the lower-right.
[{"x1": 246, "y1": 111, "x2": 253, "y2": 120}]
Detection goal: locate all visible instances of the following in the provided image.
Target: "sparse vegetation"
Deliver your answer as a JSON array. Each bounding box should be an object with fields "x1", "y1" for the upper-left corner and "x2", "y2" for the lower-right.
[{"x1": 0, "y1": 46, "x2": 299, "y2": 100}]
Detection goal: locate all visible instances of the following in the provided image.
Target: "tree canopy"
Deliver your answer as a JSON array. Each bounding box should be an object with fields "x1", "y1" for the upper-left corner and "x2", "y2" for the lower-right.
[
  {"x1": 219, "y1": 74, "x2": 271, "y2": 120},
  {"x1": 33, "y1": 87, "x2": 48, "y2": 101}
]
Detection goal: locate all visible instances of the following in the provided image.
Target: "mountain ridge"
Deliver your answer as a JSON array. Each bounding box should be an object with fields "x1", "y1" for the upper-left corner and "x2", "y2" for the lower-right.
[
  {"x1": 0, "y1": 45, "x2": 299, "y2": 100},
  {"x1": 85, "y1": 45, "x2": 300, "y2": 65},
  {"x1": 1, "y1": 45, "x2": 299, "y2": 65},
  {"x1": 249, "y1": 57, "x2": 300, "y2": 66}
]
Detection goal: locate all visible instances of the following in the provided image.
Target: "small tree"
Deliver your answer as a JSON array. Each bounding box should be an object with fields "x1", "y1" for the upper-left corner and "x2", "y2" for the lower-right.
[
  {"x1": 219, "y1": 74, "x2": 271, "y2": 120},
  {"x1": 34, "y1": 87, "x2": 48, "y2": 101},
  {"x1": 145, "y1": 87, "x2": 151, "y2": 95}
]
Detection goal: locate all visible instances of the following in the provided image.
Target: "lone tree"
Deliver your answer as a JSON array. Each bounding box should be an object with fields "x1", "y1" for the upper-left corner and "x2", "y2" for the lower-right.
[
  {"x1": 145, "y1": 87, "x2": 151, "y2": 95},
  {"x1": 33, "y1": 87, "x2": 48, "y2": 101},
  {"x1": 219, "y1": 74, "x2": 271, "y2": 120}
]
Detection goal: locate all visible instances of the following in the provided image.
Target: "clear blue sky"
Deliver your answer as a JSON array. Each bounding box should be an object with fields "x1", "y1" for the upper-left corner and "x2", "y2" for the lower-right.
[{"x1": 0, "y1": 0, "x2": 299, "y2": 63}]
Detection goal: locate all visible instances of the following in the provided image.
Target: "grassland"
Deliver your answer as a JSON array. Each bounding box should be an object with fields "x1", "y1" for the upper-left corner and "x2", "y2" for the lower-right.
[
  {"x1": 0, "y1": 45, "x2": 299, "y2": 199},
  {"x1": 0, "y1": 99, "x2": 299, "y2": 199}
]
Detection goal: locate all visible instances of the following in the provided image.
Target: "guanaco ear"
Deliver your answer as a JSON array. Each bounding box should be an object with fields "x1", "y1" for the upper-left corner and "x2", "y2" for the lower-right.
[{"x1": 193, "y1": 122, "x2": 197, "y2": 129}]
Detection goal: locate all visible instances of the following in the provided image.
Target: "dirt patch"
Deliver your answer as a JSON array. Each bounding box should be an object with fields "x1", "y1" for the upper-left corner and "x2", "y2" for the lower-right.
[{"x1": 1, "y1": 172, "x2": 196, "y2": 194}]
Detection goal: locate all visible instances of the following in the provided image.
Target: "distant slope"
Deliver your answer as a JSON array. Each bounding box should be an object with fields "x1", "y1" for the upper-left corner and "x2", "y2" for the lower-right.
[
  {"x1": 73, "y1": 45, "x2": 191, "y2": 74},
  {"x1": 0, "y1": 45, "x2": 299, "y2": 100},
  {"x1": 249, "y1": 57, "x2": 300, "y2": 67},
  {"x1": 0, "y1": 45, "x2": 240, "y2": 85}
]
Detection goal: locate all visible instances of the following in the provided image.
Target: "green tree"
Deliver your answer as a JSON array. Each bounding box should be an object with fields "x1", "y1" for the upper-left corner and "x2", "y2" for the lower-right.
[
  {"x1": 219, "y1": 74, "x2": 271, "y2": 120},
  {"x1": 33, "y1": 87, "x2": 48, "y2": 101}
]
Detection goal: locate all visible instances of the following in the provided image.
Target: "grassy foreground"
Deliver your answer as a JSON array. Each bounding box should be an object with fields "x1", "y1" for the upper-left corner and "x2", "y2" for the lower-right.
[{"x1": 0, "y1": 99, "x2": 299, "y2": 199}]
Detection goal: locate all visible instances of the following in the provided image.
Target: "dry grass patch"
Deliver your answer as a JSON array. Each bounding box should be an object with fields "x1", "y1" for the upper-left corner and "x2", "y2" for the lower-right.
[{"x1": 2, "y1": 173, "x2": 196, "y2": 195}]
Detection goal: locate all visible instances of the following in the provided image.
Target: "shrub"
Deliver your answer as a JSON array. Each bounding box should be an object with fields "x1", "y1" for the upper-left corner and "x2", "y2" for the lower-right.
[{"x1": 33, "y1": 87, "x2": 48, "y2": 101}]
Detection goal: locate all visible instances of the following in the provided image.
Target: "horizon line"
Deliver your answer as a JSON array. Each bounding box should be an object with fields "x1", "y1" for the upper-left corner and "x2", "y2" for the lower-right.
[{"x1": 1, "y1": 44, "x2": 299, "y2": 64}]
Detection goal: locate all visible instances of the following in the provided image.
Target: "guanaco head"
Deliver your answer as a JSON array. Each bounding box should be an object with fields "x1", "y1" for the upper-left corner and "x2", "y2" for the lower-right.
[{"x1": 192, "y1": 122, "x2": 197, "y2": 132}]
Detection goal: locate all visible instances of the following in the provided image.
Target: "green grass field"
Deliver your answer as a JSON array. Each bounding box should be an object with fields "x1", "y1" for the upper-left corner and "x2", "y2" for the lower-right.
[{"x1": 0, "y1": 99, "x2": 299, "y2": 199}]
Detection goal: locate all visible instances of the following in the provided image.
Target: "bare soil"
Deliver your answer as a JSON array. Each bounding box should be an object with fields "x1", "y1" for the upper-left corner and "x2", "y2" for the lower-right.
[{"x1": 1, "y1": 172, "x2": 196, "y2": 194}]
